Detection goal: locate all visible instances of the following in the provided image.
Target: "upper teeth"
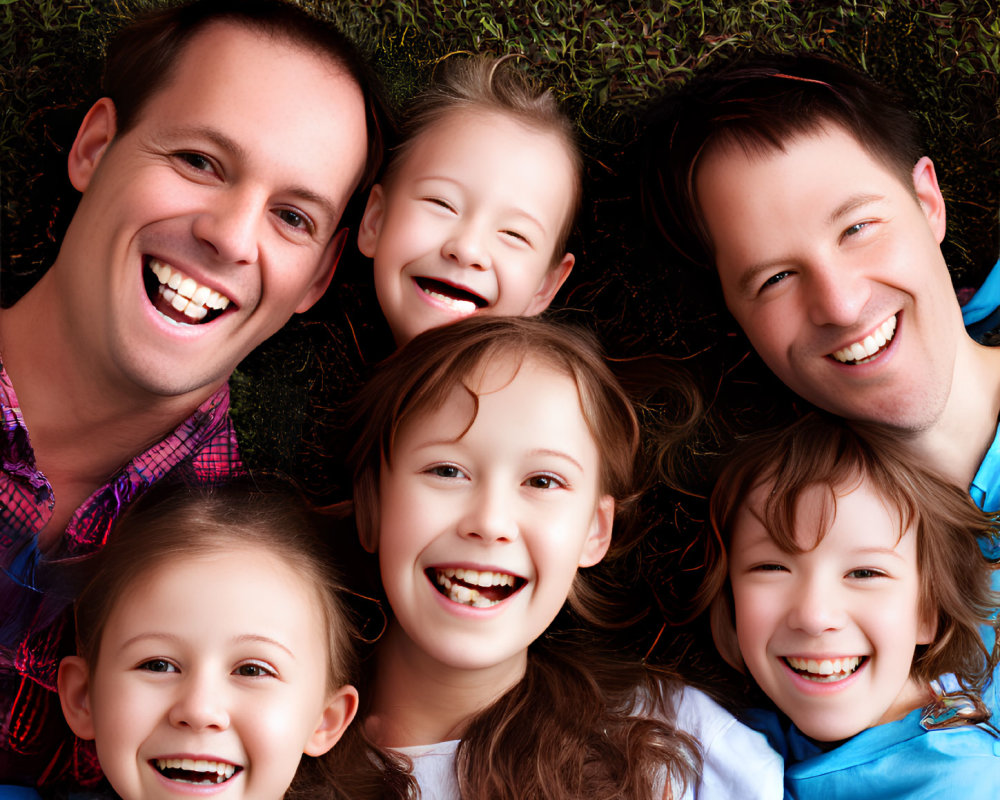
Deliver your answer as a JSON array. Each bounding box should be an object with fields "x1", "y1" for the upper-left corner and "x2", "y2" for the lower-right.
[
  {"x1": 434, "y1": 567, "x2": 516, "y2": 608},
  {"x1": 438, "y1": 567, "x2": 515, "y2": 588},
  {"x1": 786, "y1": 656, "x2": 863, "y2": 676},
  {"x1": 420, "y1": 284, "x2": 480, "y2": 314},
  {"x1": 832, "y1": 316, "x2": 897, "y2": 363},
  {"x1": 149, "y1": 259, "x2": 231, "y2": 322},
  {"x1": 154, "y1": 758, "x2": 237, "y2": 783}
]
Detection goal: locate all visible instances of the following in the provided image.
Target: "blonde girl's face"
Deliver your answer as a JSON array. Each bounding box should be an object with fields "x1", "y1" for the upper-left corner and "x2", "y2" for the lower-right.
[
  {"x1": 58, "y1": 547, "x2": 357, "y2": 800},
  {"x1": 374, "y1": 356, "x2": 614, "y2": 685},
  {"x1": 358, "y1": 110, "x2": 576, "y2": 345},
  {"x1": 727, "y1": 479, "x2": 936, "y2": 741}
]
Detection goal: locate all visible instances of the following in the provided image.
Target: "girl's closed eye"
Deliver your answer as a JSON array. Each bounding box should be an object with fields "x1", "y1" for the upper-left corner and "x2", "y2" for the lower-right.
[
  {"x1": 500, "y1": 228, "x2": 531, "y2": 246},
  {"x1": 845, "y1": 567, "x2": 886, "y2": 580},
  {"x1": 423, "y1": 196, "x2": 457, "y2": 213}
]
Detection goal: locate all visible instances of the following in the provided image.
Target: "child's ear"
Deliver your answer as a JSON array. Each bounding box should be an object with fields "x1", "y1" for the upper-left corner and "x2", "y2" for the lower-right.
[
  {"x1": 68, "y1": 98, "x2": 117, "y2": 193},
  {"x1": 357, "y1": 185, "x2": 385, "y2": 258},
  {"x1": 709, "y1": 592, "x2": 745, "y2": 672},
  {"x1": 303, "y1": 684, "x2": 360, "y2": 757},
  {"x1": 578, "y1": 495, "x2": 614, "y2": 568},
  {"x1": 911, "y1": 156, "x2": 946, "y2": 244},
  {"x1": 524, "y1": 252, "x2": 574, "y2": 316},
  {"x1": 916, "y1": 608, "x2": 938, "y2": 646},
  {"x1": 57, "y1": 656, "x2": 96, "y2": 740}
]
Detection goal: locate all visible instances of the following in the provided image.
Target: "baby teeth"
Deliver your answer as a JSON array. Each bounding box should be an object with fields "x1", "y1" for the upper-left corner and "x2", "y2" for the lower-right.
[
  {"x1": 832, "y1": 316, "x2": 897, "y2": 363},
  {"x1": 423, "y1": 286, "x2": 478, "y2": 314},
  {"x1": 154, "y1": 758, "x2": 237, "y2": 784}
]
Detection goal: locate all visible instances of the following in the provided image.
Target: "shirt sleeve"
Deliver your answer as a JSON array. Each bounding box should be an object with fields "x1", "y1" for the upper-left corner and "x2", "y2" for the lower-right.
[{"x1": 673, "y1": 686, "x2": 784, "y2": 800}]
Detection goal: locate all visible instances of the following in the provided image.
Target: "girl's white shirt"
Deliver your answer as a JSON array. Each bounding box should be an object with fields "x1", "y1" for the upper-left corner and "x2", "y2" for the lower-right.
[{"x1": 394, "y1": 685, "x2": 783, "y2": 799}]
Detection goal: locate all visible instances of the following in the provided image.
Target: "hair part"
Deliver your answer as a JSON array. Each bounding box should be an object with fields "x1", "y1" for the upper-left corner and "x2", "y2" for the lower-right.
[
  {"x1": 640, "y1": 51, "x2": 923, "y2": 269},
  {"x1": 383, "y1": 54, "x2": 582, "y2": 260},
  {"x1": 103, "y1": 0, "x2": 387, "y2": 190},
  {"x1": 700, "y1": 413, "x2": 999, "y2": 698}
]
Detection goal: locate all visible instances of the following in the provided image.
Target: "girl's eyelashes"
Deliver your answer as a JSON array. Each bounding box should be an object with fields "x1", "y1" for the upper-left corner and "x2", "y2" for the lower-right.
[
  {"x1": 524, "y1": 473, "x2": 566, "y2": 490},
  {"x1": 422, "y1": 196, "x2": 456, "y2": 213},
  {"x1": 749, "y1": 562, "x2": 788, "y2": 573},
  {"x1": 425, "y1": 463, "x2": 467, "y2": 480},
  {"x1": 233, "y1": 661, "x2": 277, "y2": 679},
  {"x1": 137, "y1": 658, "x2": 177, "y2": 673},
  {"x1": 501, "y1": 228, "x2": 531, "y2": 246},
  {"x1": 846, "y1": 567, "x2": 886, "y2": 580},
  {"x1": 841, "y1": 220, "x2": 871, "y2": 239}
]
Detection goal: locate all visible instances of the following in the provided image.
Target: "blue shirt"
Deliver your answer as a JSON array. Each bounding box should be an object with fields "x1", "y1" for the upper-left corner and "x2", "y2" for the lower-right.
[{"x1": 746, "y1": 705, "x2": 1000, "y2": 800}]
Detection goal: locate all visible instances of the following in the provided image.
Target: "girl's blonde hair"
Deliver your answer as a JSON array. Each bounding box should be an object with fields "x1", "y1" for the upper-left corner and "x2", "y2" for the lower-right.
[{"x1": 384, "y1": 54, "x2": 583, "y2": 259}]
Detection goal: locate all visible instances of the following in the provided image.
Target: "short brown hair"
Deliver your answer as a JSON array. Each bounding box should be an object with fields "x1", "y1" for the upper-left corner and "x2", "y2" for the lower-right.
[
  {"x1": 701, "y1": 413, "x2": 999, "y2": 694},
  {"x1": 383, "y1": 54, "x2": 582, "y2": 261},
  {"x1": 103, "y1": 0, "x2": 387, "y2": 190},
  {"x1": 641, "y1": 52, "x2": 923, "y2": 269}
]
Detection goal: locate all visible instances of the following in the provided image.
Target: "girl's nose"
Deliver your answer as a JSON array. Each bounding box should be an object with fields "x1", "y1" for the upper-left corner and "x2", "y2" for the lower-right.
[
  {"x1": 458, "y1": 481, "x2": 518, "y2": 544},
  {"x1": 167, "y1": 674, "x2": 231, "y2": 732}
]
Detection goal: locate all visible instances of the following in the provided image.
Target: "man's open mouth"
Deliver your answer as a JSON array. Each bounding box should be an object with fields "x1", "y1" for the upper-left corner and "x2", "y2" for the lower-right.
[
  {"x1": 428, "y1": 567, "x2": 525, "y2": 608},
  {"x1": 415, "y1": 277, "x2": 488, "y2": 314},
  {"x1": 830, "y1": 315, "x2": 897, "y2": 365},
  {"x1": 783, "y1": 655, "x2": 867, "y2": 683},
  {"x1": 144, "y1": 258, "x2": 232, "y2": 325},
  {"x1": 151, "y1": 757, "x2": 241, "y2": 785}
]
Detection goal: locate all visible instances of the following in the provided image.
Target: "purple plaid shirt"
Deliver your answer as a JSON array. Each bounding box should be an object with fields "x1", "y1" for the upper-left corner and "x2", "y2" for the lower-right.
[{"x1": 0, "y1": 362, "x2": 242, "y2": 785}]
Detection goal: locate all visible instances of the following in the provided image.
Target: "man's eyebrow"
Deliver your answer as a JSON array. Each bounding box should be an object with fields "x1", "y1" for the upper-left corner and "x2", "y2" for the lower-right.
[
  {"x1": 168, "y1": 125, "x2": 341, "y2": 225},
  {"x1": 827, "y1": 193, "x2": 883, "y2": 225}
]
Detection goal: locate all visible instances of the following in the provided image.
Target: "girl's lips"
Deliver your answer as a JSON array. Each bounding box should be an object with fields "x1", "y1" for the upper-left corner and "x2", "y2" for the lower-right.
[
  {"x1": 148, "y1": 756, "x2": 243, "y2": 796},
  {"x1": 779, "y1": 655, "x2": 869, "y2": 695},
  {"x1": 412, "y1": 276, "x2": 489, "y2": 314}
]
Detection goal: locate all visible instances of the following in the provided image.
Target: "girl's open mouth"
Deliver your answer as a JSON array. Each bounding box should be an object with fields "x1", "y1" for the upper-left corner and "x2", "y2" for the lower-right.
[
  {"x1": 783, "y1": 655, "x2": 867, "y2": 683},
  {"x1": 427, "y1": 567, "x2": 525, "y2": 608}
]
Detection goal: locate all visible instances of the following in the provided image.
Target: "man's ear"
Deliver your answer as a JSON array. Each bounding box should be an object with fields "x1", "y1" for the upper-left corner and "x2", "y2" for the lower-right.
[
  {"x1": 356, "y1": 185, "x2": 385, "y2": 259},
  {"x1": 578, "y1": 495, "x2": 614, "y2": 568},
  {"x1": 57, "y1": 656, "x2": 96, "y2": 740},
  {"x1": 294, "y1": 228, "x2": 348, "y2": 314},
  {"x1": 68, "y1": 98, "x2": 117, "y2": 193},
  {"x1": 911, "y1": 156, "x2": 946, "y2": 245},
  {"x1": 303, "y1": 684, "x2": 360, "y2": 757},
  {"x1": 524, "y1": 252, "x2": 574, "y2": 316}
]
